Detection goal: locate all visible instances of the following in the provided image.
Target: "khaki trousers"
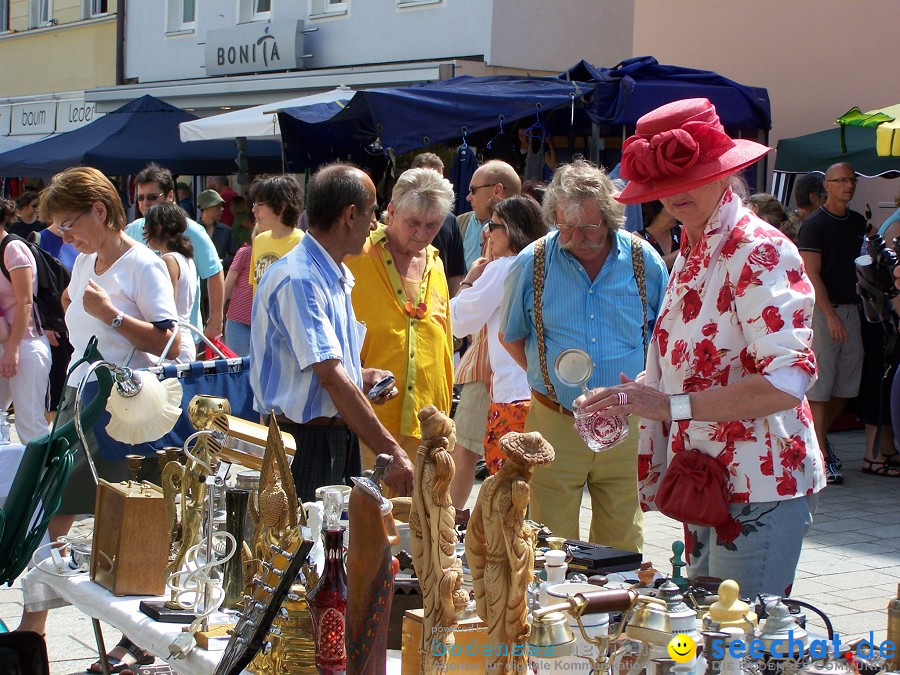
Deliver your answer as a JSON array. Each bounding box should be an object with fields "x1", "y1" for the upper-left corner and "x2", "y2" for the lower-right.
[{"x1": 524, "y1": 397, "x2": 643, "y2": 553}]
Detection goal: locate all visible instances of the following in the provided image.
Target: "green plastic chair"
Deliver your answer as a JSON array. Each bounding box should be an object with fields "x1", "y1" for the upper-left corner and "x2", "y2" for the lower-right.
[{"x1": 0, "y1": 338, "x2": 113, "y2": 585}]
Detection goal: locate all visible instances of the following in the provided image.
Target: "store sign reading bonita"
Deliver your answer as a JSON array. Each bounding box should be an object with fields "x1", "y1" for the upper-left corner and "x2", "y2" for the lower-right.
[
  {"x1": 205, "y1": 20, "x2": 305, "y2": 76},
  {"x1": 217, "y1": 27, "x2": 280, "y2": 68}
]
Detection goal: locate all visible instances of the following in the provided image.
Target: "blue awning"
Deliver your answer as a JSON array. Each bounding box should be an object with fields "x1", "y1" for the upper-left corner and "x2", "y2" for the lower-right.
[
  {"x1": 278, "y1": 76, "x2": 588, "y2": 171},
  {"x1": 0, "y1": 95, "x2": 282, "y2": 177}
]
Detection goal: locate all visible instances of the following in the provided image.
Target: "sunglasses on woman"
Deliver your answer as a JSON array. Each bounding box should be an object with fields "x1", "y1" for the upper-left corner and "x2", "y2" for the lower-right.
[{"x1": 487, "y1": 220, "x2": 507, "y2": 232}]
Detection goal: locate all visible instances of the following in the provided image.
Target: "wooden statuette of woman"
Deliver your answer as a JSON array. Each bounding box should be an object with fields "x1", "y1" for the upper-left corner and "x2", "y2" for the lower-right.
[{"x1": 465, "y1": 431, "x2": 554, "y2": 673}]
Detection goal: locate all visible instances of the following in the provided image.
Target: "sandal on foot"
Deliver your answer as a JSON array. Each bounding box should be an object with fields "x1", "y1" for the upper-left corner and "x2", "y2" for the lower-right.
[
  {"x1": 87, "y1": 637, "x2": 155, "y2": 674},
  {"x1": 861, "y1": 459, "x2": 900, "y2": 477}
]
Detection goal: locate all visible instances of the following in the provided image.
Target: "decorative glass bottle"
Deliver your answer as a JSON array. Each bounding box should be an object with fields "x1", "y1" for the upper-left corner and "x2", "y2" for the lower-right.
[{"x1": 307, "y1": 489, "x2": 347, "y2": 675}]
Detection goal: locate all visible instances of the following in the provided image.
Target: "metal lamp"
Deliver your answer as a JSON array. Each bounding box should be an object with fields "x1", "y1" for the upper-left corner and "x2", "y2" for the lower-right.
[{"x1": 75, "y1": 360, "x2": 183, "y2": 484}]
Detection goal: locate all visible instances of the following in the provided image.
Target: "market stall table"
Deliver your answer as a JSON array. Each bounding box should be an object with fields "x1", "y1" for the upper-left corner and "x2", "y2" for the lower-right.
[
  {"x1": 23, "y1": 560, "x2": 404, "y2": 674},
  {"x1": 23, "y1": 560, "x2": 233, "y2": 675}
]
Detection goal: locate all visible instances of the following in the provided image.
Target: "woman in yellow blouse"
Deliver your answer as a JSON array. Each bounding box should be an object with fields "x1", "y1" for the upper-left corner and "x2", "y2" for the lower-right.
[{"x1": 347, "y1": 168, "x2": 455, "y2": 474}]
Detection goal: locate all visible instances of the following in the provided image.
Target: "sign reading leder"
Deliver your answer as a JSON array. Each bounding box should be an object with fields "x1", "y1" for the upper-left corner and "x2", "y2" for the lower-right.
[
  {"x1": 56, "y1": 100, "x2": 102, "y2": 133},
  {"x1": 204, "y1": 20, "x2": 305, "y2": 76}
]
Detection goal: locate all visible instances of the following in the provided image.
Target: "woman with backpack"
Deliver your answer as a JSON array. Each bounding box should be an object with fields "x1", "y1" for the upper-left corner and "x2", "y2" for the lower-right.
[{"x1": 0, "y1": 197, "x2": 51, "y2": 443}]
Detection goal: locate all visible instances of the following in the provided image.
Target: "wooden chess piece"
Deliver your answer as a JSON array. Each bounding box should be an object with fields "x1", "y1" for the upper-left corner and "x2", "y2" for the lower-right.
[
  {"x1": 670, "y1": 540, "x2": 688, "y2": 591},
  {"x1": 465, "y1": 431, "x2": 554, "y2": 674},
  {"x1": 409, "y1": 406, "x2": 468, "y2": 673}
]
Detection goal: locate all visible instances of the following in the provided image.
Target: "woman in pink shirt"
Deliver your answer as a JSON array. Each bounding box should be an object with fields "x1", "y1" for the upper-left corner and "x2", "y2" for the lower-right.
[{"x1": 0, "y1": 198, "x2": 50, "y2": 442}]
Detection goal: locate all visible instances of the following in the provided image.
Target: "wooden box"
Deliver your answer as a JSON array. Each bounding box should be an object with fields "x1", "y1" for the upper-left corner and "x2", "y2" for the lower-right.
[
  {"x1": 91, "y1": 479, "x2": 169, "y2": 596},
  {"x1": 401, "y1": 608, "x2": 489, "y2": 675}
]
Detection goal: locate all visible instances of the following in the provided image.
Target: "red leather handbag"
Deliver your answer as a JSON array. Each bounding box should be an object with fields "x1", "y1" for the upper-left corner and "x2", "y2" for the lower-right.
[{"x1": 655, "y1": 449, "x2": 731, "y2": 528}]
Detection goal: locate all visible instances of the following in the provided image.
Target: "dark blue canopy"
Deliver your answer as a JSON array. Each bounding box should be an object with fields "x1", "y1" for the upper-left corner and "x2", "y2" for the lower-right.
[
  {"x1": 278, "y1": 61, "x2": 770, "y2": 172},
  {"x1": 278, "y1": 76, "x2": 588, "y2": 171},
  {"x1": 562, "y1": 56, "x2": 771, "y2": 130},
  {"x1": 0, "y1": 95, "x2": 282, "y2": 178}
]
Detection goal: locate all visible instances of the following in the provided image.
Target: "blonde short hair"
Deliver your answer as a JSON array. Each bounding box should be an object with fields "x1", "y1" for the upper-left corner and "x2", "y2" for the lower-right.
[{"x1": 391, "y1": 168, "x2": 455, "y2": 220}]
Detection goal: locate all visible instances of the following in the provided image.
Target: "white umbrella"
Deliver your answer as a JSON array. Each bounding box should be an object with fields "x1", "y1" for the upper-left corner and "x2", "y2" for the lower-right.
[{"x1": 178, "y1": 85, "x2": 353, "y2": 142}]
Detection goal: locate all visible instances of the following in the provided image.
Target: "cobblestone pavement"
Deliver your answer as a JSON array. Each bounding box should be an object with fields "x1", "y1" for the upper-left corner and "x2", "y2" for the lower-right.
[{"x1": 0, "y1": 429, "x2": 896, "y2": 674}]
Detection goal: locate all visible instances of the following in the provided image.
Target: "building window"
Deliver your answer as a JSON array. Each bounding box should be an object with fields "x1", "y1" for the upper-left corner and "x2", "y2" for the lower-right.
[
  {"x1": 254, "y1": 0, "x2": 271, "y2": 17},
  {"x1": 310, "y1": 0, "x2": 347, "y2": 18},
  {"x1": 166, "y1": 0, "x2": 195, "y2": 33},
  {"x1": 30, "y1": 0, "x2": 53, "y2": 28},
  {"x1": 0, "y1": 1, "x2": 8, "y2": 32},
  {"x1": 82, "y1": 0, "x2": 108, "y2": 18}
]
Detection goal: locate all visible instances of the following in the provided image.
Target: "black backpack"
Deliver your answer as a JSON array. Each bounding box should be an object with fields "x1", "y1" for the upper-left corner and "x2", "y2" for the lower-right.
[{"x1": 0, "y1": 233, "x2": 71, "y2": 336}]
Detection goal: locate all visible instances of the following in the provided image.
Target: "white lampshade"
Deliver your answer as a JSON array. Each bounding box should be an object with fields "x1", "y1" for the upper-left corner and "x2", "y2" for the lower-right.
[{"x1": 104, "y1": 371, "x2": 183, "y2": 444}]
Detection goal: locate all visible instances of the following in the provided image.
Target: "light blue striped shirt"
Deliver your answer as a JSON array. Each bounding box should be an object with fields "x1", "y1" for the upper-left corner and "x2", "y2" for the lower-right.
[
  {"x1": 250, "y1": 234, "x2": 365, "y2": 422},
  {"x1": 501, "y1": 229, "x2": 668, "y2": 409}
]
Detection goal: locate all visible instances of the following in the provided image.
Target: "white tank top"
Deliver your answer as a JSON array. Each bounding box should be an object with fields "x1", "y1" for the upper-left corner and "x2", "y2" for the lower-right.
[{"x1": 163, "y1": 251, "x2": 197, "y2": 363}]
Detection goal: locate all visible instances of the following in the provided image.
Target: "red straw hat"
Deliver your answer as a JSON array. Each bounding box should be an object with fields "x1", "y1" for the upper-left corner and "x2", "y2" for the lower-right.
[{"x1": 616, "y1": 98, "x2": 770, "y2": 204}]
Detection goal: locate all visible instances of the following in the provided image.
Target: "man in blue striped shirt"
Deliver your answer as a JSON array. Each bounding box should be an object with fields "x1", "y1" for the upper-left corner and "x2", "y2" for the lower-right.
[
  {"x1": 250, "y1": 163, "x2": 415, "y2": 500},
  {"x1": 501, "y1": 159, "x2": 668, "y2": 552}
]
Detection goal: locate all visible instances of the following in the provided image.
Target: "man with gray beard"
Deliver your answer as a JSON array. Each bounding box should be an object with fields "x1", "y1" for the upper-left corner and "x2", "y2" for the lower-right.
[{"x1": 500, "y1": 159, "x2": 667, "y2": 551}]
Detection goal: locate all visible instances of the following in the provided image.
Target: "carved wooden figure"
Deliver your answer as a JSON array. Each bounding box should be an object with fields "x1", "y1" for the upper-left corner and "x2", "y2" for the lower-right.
[
  {"x1": 346, "y1": 476, "x2": 399, "y2": 675},
  {"x1": 409, "y1": 405, "x2": 468, "y2": 673},
  {"x1": 465, "y1": 432, "x2": 554, "y2": 674}
]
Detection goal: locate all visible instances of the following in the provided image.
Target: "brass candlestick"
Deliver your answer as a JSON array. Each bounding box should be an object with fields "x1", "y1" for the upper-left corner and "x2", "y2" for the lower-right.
[{"x1": 126, "y1": 454, "x2": 143, "y2": 484}]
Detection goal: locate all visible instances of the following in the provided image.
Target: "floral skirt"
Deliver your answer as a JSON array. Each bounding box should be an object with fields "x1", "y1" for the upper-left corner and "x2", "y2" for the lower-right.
[{"x1": 483, "y1": 400, "x2": 530, "y2": 475}]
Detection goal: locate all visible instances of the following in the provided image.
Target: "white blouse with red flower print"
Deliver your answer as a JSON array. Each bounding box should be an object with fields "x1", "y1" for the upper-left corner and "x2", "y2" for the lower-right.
[{"x1": 638, "y1": 188, "x2": 828, "y2": 510}]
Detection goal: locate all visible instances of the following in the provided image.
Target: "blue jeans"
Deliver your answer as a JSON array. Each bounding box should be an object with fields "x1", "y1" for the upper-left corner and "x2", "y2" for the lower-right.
[
  {"x1": 224, "y1": 319, "x2": 251, "y2": 357},
  {"x1": 685, "y1": 494, "x2": 818, "y2": 598}
]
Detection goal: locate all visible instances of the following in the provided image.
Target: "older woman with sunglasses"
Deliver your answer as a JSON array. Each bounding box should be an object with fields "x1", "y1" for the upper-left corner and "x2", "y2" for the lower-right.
[
  {"x1": 451, "y1": 196, "x2": 547, "y2": 475},
  {"x1": 578, "y1": 99, "x2": 825, "y2": 598}
]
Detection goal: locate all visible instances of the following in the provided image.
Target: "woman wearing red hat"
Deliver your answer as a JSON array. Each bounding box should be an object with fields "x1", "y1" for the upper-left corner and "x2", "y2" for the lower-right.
[{"x1": 578, "y1": 98, "x2": 826, "y2": 598}]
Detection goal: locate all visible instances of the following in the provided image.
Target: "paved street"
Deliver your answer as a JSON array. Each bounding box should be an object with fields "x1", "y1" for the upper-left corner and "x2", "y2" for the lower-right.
[{"x1": 0, "y1": 428, "x2": 896, "y2": 674}]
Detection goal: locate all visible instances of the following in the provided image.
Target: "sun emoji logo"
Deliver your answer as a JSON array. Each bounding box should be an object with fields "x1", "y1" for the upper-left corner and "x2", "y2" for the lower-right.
[{"x1": 667, "y1": 633, "x2": 696, "y2": 663}]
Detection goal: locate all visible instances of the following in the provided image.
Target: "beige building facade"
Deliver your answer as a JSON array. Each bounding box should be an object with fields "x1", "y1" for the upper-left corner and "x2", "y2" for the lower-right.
[{"x1": 0, "y1": 0, "x2": 116, "y2": 149}]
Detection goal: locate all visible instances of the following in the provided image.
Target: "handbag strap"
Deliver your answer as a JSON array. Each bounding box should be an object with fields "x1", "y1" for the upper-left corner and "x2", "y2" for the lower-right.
[
  {"x1": 630, "y1": 233, "x2": 648, "y2": 362},
  {"x1": 533, "y1": 237, "x2": 558, "y2": 402},
  {"x1": 155, "y1": 321, "x2": 227, "y2": 366}
]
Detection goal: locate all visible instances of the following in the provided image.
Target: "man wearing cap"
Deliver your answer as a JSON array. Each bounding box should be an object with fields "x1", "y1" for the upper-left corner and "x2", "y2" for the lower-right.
[
  {"x1": 796, "y1": 162, "x2": 866, "y2": 484},
  {"x1": 197, "y1": 189, "x2": 238, "y2": 272},
  {"x1": 500, "y1": 158, "x2": 668, "y2": 552},
  {"x1": 208, "y1": 176, "x2": 239, "y2": 226},
  {"x1": 250, "y1": 163, "x2": 414, "y2": 501},
  {"x1": 126, "y1": 163, "x2": 225, "y2": 340}
]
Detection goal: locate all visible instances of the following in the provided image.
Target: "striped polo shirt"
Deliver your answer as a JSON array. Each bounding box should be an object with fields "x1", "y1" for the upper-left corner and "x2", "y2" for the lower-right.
[{"x1": 250, "y1": 234, "x2": 365, "y2": 423}]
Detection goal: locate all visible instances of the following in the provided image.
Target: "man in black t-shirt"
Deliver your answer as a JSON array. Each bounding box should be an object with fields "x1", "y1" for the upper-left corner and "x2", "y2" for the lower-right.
[{"x1": 796, "y1": 162, "x2": 866, "y2": 484}]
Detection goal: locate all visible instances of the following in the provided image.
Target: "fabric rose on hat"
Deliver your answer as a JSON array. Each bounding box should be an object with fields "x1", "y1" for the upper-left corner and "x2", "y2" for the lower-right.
[{"x1": 621, "y1": 120, "x2": 734, "y2": 183}]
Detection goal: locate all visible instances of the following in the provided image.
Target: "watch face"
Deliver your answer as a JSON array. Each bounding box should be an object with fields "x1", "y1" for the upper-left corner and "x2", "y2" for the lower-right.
[{"x1": 670, "y1": 395, "x2": 692, "y2": 421}]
